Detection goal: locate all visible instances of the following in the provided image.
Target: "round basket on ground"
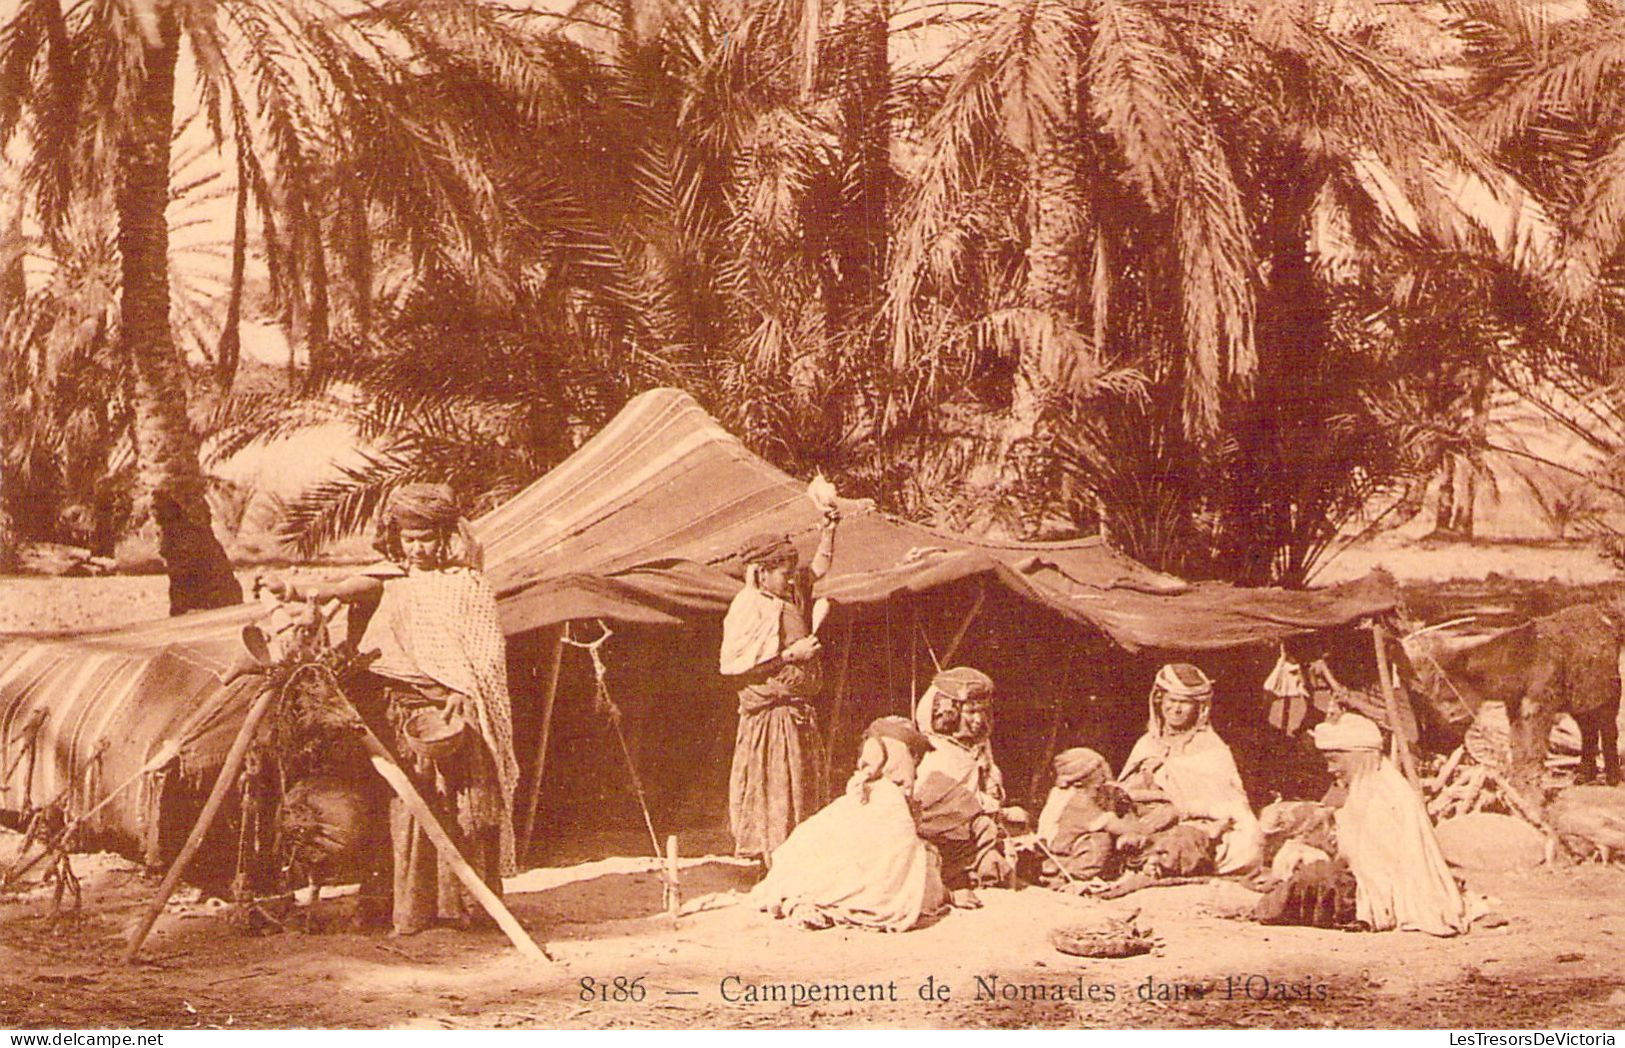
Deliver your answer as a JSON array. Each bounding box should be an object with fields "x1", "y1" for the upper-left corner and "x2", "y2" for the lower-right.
[{"x1": 1049, "y1": 918, "x2": 1154, "y2": 959}]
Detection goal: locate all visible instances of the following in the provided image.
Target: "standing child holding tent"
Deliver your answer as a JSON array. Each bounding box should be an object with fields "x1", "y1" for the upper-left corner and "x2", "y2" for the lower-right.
[
  {"x1": 261, "y1": 483, "x2": 520, "y2": 935},
  {"x1": 719, "y1": 503, "x2": 840, "y2": 871}
]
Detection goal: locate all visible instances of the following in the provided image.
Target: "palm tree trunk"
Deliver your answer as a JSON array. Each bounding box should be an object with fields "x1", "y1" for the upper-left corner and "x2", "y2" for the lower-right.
[
  {"x1": 214, "y1": 148, "x2": 249, "y2": 392},
  {"x1": 832, "y1": 0, "x2": 888, "y2": 338},
  {"x1": 344, "y1": 180, "x2": 372, "y2": 345},
  {"x1": 116, "y1": 1, "x2": 242, "y2": 614},
  {"x1": 1453, "y1": 374, "x2": 1490, "y2": 537},
  {"x1": 1016, "y1": 134, "x2": 1084, "y2": 438},
  {"x1": 0, "y1": 188, "x2": 24, "y2": 309},
  {"x1": 1434, "y1": 458, "x2": 1457, "y2": 534},
  {"x1": 306, "y1": 220, "x2": 331, "y2": 371}
]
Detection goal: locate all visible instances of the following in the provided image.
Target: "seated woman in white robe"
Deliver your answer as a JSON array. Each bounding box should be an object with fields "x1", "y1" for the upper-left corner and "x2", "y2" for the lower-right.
[
  {"x1": 1118, "y1": 663, "x2": 1263, "y2": 875},
  {"x1": 751, "y1": 717, "x2": 949, "y2": 932}
]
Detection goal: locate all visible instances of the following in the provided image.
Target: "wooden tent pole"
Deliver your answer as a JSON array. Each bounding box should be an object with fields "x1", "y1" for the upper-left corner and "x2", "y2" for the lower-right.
[
  {"x1": 1, "y1": 709, "x2": 46, "y2": 786},
  {"x1": 885, "y1": 601, "x2": 896, "y2": 713},
  {"x1": 517, "y1": 626, "x2": 567, "y2": 861},
  {"x1": 941, "y1": 579, "x2": 987, "y2": 666},
  {"x1": 123, "y1": 682, "x2": 280, "y2": 964},
  {"x1": 1370, "y1": 623, "x2": 1420, "y2": 788},
  {"x1": 909, "y1": 602, "x2": 919, "y2": 704},
  {"x1": 822, "y1": 616, "x2": 854, "y2": 795},
  {"x1": 358, "y1": 728, "x2": 550, "y2": 962},
  {"x1": 1028, "y1": 648, "x2": 1075, "y2": 803}
]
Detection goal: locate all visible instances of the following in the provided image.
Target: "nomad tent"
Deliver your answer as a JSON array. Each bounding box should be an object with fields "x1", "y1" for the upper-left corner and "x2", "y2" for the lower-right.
[{"x1": 1, "y1": 388, "x2": 1401, "y2": 866}]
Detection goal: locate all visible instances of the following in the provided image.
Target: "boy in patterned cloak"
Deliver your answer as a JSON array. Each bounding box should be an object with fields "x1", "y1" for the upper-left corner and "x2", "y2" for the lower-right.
[{"x1": 264, "y1": 483, "x2": 519, "y2": 934}]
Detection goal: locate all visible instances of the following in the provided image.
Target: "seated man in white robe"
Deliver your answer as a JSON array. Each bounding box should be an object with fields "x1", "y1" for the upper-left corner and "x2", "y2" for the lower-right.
[
  {"x1": 751, "y1": 716, "x2": 948, "y2": 932},
  {"x1": 1255, "y1": 712, "x2": 1467, "y2": 936}
]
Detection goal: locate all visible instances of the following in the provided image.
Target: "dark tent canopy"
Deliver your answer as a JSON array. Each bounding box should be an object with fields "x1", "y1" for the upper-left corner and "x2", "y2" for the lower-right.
[{"x1": 482, "y1": 388, "x2": 1396, "y2": 648}]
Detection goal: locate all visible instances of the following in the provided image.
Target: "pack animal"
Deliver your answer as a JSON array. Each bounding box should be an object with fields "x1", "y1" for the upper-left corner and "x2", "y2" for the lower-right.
[{"x1": 1406, "y1": 603, "x2": 1623, "y2": 788}]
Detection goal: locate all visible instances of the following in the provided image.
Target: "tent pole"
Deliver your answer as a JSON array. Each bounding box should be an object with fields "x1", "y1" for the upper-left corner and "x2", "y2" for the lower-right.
[
  {"x1": 1370, "y1": 623, "x2": 1420, "y2": 788},
  {"x1": 517, "y1": 625, "x2": 567, "y2": 863},
  {"x1": 885, "y1": 602, "x2": 896, "y2": 713},
  {"x1": 822, "y1": 616, "x2": 854, "y2": 797},
  {"x1": 1028, "y1": 648, "x2": 1075, "y2": 803},
  {"x1": 910, "y1": 603, "x2": 918, "y2": 704},
  {"x1": 124, "y1": 682, "x2": 280, "y2": 964},
  {"x1": 360, "y1": 727, "x2": 551, "y2": 961},
  {"x1": 941, "y1": 579, "x2": 987, "y2": 666},
  {"x1": 918, "y1": 617, "x2": 941, "y2": 672}
]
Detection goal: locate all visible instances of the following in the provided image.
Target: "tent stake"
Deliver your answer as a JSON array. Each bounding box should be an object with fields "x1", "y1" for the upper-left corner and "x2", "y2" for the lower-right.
[
  {"x1": 664, "y1": 834, "x2": 680, "y2": 918},
  {"x1": 517, "y1": 626, "x2": 566, "y2": 862},
  {"x1": 123, "y1": 683, "x2": 280, "y2": 964}
]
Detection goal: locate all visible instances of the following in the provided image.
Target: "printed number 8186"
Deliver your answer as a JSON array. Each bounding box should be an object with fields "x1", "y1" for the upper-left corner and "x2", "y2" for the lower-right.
[{"x1": 580, "y1": 976, "x2": 647, "y2": 1002}]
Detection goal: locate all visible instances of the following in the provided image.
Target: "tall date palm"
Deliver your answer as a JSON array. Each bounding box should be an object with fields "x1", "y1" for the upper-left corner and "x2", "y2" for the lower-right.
[{"x1": 0, "y1": 0, "x2": 552, "y2": 610}]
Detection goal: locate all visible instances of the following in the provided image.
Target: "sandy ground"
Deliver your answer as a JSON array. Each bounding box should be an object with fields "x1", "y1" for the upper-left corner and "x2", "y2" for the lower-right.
[
  {"x1": 2, "y1": 837, "x2": 1624, "y2": 1030},
  {"x1": 3, "y1": 539, "x2": 1625, "y2": 1030},
  {"x1": 1312, "y1": 533, "x2": 1621, "y2": 587}
]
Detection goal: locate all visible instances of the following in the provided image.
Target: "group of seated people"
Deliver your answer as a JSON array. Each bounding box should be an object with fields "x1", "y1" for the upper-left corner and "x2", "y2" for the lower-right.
[
  {"x1": 1032, "y1": 662, "x2": 1264, "y2": 887},
  {"x1": 750, "y1": 662, "x2": 1468, "y2": 938}
]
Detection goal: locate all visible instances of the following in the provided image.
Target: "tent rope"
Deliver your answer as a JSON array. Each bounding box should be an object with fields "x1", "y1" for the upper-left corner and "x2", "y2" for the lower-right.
[
  {"x1": 0, "y1": 740, "x2": 109, "y2": 894},
  {"x1": 563, "y1": 620, "x2": 666, "y2": 871},
  {"x1": 917, "y1": 618, "x2": 941, "y2": 674},
  {"x1": 0, "y1": 709, "x2": 47, "y2": 795}
]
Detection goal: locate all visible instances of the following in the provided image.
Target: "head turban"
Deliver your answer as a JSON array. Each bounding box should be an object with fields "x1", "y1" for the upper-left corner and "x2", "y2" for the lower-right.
[
  {"x1": 385, "y1": 483, "x2": 461, "y2": 531},
  {"x1": 375, "y1": 482, "x2": 482, "y2": 568},
  {"x1": 740, "y1": 532, "x2": 797, "y2": 568},
  {"x1": 913, "y1": 667, "x2": 993, "y2": 735},
  {"x1": 1052, "y1": 747, "x2": 1110, "y2": 788},
  {"x1": 1154, "y1": 663, "x2": 1214, "y2": 700},
  {"x1": 1312, "y1": 713, "x2": 1383, "y2": 752},
  {"x1": 866, "y1": 716, "x2": 931, "y2": 760},
  {"x1": 932, "y1": 666, "x2": 994, "y2": 703},
  {"x1": 1146, "y1": 662, "x2": 1214, "y2": 735}
]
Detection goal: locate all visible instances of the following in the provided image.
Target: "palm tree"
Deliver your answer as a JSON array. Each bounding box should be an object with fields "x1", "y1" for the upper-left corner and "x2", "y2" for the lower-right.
[
  {"x1": 1448, "y1": 0, "x2": 1625, "y2": 312},
  {"x1": 1386, "y1": 0, "x2": 1625, "y2": 544},
  {"x1": 0, "y1": 201, "x2": 136, "y2": 556},
  {"x1": 879, "y1": 0, "x2": 1550, "y2": 574},
  {"x1": 0, "y1": 0, "x2": 553, "y2": 611},
  {"x1": 898, "y1": 0, "x2": 1514, "y2": 431},
  {"x1": 231, "y1": 0, "x2": 937, "y2": 549}
]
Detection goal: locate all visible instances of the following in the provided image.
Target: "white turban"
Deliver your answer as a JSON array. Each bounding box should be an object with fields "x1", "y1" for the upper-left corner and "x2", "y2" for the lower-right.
[
  {"x1": 1154, "y1": 663, "x2": 1214, "y2": 701},
  {"x1": 1313, "y1": 713, "x2": 1383, "y2": 752}
]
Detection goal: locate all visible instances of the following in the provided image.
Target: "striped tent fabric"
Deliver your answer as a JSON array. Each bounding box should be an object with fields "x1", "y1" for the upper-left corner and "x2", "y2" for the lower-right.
[
  {"x1": 481, "y1": 388, "x2": 1395, "y2": 647},
  {"x1": 482, "y1": 388, "x2": 1194, "y2": 635},
  {"x1": 1, "y1": 387, "x2": 1396, "y2": 859},
  {"x1": 0, "y1": 604, "x2": 263, "y2": 858}
]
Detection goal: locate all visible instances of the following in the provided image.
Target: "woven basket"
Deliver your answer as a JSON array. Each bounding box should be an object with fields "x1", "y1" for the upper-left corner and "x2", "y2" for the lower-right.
[{"x1": 1049, "y1": 919, "x2": 1153, "y2": 959}]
